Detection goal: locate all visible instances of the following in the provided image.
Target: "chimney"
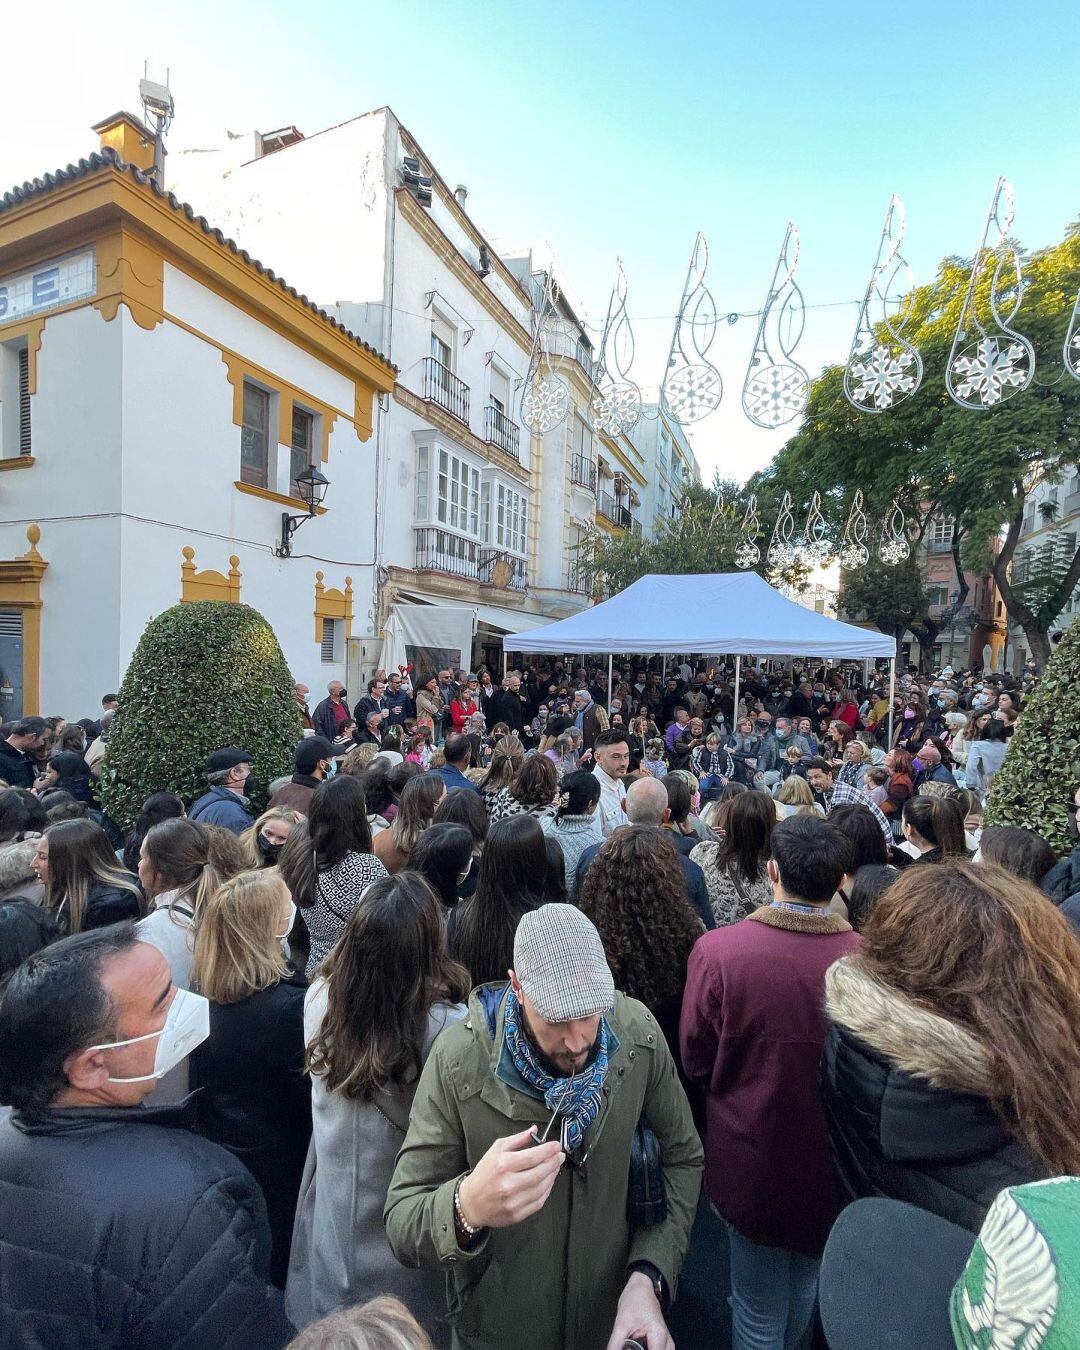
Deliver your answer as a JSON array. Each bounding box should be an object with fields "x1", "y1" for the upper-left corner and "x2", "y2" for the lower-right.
[
  {"x1": 91, "y1": 111, "x2": 156, "y2": 174},
  {"x1": 454, "y1": 184, "x2": 468, "y2": 206}
]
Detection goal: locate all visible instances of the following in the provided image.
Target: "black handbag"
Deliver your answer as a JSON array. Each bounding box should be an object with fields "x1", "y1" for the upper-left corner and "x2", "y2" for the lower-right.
[{"x1": 627, "y1": 1118, "x2": 667, "y2": 1230}]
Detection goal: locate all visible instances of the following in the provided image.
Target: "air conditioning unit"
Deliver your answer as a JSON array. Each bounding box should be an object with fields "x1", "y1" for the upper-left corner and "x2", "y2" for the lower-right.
[{"x1": 401, "y1": 156, "x2": 433, "y2": 207}]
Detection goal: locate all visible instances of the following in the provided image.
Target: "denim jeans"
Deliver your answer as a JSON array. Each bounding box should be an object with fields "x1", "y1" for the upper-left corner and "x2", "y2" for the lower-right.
[{"x1": 727, "y1": 1226, "x2": 819, "y2": 1350}]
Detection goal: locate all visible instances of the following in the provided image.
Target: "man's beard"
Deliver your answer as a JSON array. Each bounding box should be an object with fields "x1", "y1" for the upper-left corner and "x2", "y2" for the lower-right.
[{"x1": 521, "y1": 1004, "x2": 600, "y2": 1078}]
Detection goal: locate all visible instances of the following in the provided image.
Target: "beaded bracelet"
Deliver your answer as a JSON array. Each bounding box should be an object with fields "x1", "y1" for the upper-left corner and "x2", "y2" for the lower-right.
[{"x1": 454, "y1": 1178, "x2": 481, "y2": 1238}]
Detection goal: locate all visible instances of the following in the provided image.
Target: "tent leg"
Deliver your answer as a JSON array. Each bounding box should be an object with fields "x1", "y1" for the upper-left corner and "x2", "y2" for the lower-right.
[
  {"x1": 503, "y1": 649, "x2": 509, "y2": 681},
  {"x1": 733, "y1": 654, "x2": 741, "y2": 730},
  {"x1": 661, "y1": 654, "x2": 667, "y2": 682},
  {"x1": 886, "y1": 657, "x2": 896, "y2": 749},
  {"x1": 607, "y1": 654, "x2": 613, "y2": 709}
]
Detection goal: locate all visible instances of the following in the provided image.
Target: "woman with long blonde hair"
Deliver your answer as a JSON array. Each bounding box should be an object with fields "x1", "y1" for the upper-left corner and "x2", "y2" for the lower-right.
[
  {"x1": 191, "y1": 869, "x2": 311, "y2": 1289},
  {"x1": 821, "y1": 859, "x2": 1080, "y2": 1232},
  {"x1": 239, "y1": 805, "x2": 303, "y2": 870}
]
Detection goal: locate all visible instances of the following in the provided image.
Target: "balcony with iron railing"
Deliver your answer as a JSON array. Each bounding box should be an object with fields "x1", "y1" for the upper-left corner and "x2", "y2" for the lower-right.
[
  {"x1": 566, "y1": 560, "x2": 593, "y2": 596},
  {"x1": 484, "y1": 401, "x2": 520, "y2": 460},
  {"x1": 422, "y1": 357, "x2": 470, "y2": 425},
  {"x1": 571, "y1": 454, "x2": 597, "y2": 492},
  {"x1": 597, "y1": 492, "x2": 640, "y2": 535},
  {"x1": 479, "y1": 548, "x2": 528, "y2": 591},
  {"x1": 415, "y1": 527, "x2": 481, "y2": 581},
  {"x1": 546, "y1": 325, "x2": 595, "y2": 380}
]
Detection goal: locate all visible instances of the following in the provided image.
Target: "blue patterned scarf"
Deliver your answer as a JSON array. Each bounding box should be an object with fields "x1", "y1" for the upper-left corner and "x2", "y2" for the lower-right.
[{"x1": 503, "y1": 990, "x2": 608, "y2": 1152}]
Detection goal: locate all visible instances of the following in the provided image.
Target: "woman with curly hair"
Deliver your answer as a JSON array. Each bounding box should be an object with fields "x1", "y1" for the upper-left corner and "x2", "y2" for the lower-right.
[
  {"x1": 821, "y1": 860, "x2": 1080, "y2": 1232},
  {"x1": 579, "y1": 824, "x2": 704, "y2": 1073}
]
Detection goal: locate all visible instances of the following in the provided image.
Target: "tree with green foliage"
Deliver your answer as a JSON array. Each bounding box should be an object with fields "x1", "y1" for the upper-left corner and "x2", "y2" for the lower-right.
[
  {"x1": 574, "y1": 476, "x2": 781, "y2": 596},
  {"x1": 98, "y1": 601, "x2": 301, "y2": 829},
  {"x1": 985, "y1": 615, "x2": 1080, "y2": 854},
  {"x1": 835, "y1": 556, "x2": 932, "y2": 652},
  {"x1": 752, "y1": 222, "x2": 1080, "y2": 668}
]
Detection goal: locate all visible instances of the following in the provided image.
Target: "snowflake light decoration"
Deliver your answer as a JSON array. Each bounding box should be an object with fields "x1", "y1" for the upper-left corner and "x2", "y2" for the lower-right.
[
  {"x1": 879, "y1": 498, "x2": 910, "y2": 565},
  {"x1": 766, "y1": 492, "x2": 798, "y2": 570},
  {"x1": 950, "y1": 338, "x2": 1031, "y2": 408},
  {"x1": 592, "y1": 381, "x2": 641, "y2": 436},
  {"x1": 742, "y1": 223, "x2": 810, "y2": 429},
  {"x1": 593, "y1": 261, "x2": 643, "y2": 435},
  {"x1": 838, "y1": 491, "x2": 870, "y2": 569},
  {"x1": 849, "y1": 345, "x2": 919, "y2": 410},
  {"x1": 743, "y1": 363, "x2": 810, "y2": 429},
  {"x1": 521, "y1": 377, "x2": 570, "y2": 434},
  {"x1": 844, "y1": 196, "x2": 923, "y2": 414},
  {"x1": 734, "y1": 495, "x2": 761, "y2": 569},
  {"x1": 945, "y1": 177, "x2": 1035, "y2": 410},
  {"x1": 661, "y1": 234, "x2": 723, "y2": 425}
]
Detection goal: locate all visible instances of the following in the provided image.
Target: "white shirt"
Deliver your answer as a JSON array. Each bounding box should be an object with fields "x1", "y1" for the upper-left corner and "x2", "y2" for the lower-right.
[{"x1": 592, "y1": 764, "x2": 627, "y2": 837}]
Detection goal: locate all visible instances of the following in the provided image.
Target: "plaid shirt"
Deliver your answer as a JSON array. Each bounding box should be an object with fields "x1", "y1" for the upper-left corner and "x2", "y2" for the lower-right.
[{"x1": 826, "y1": 779, "x2": 894, "y2": 848}]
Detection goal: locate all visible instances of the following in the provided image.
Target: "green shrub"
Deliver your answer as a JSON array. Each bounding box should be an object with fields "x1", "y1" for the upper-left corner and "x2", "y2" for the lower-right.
[
  {"x1": 98, "y1": 601, "x2": 302, "y2": 830},
  {"x1": 984, "y1": 615, "x2": 1080, "y2": 855}
]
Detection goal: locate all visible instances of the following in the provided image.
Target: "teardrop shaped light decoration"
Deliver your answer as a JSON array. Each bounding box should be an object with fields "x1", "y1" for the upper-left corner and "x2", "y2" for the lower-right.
[
  {"x1": 838, "y1": 490, "x2": 870, "y2": 569},
  {"x1": 766, "y1": 492, "x2": 799, "y2": 569},
  {"x1": 520, "y1": 272, "x2": 571, "y2": 434},
  {"x1": 1063, "y1": 282, "x2": 1080, "y2": 383},
  {"x1": 879, "y1": 497, "x2": 911, "y2": 565},
  {"x1": 660, "y1": 233, "x2": 724, "y2": 425},
  {"x1": 802, "y1": 491, "x2": 831, "y2": 566},
  {"x1": 844, "y1": 195, "x2": 924, "y2": 413},
  {"x1": 593, "y1": 259, "x2": 643, "y2": 436},
  {"x1": 734, "y1": 495, "x2": 761, "y2": 568},
  {"x1": 945, "y1": 177, "x2": 1035, "y2": 410},
  {"x1": 742, "y1": 222, "x2": 810, "y2": 428}
]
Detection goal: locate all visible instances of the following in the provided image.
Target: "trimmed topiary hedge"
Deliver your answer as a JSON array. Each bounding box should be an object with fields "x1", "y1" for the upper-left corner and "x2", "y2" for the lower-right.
[
  {"x1": 98, "y1": 601, "x2": 302, "y2": 830},
  {"x1": 984, "y1": 615, "x2": 1080, "y2": 855}
]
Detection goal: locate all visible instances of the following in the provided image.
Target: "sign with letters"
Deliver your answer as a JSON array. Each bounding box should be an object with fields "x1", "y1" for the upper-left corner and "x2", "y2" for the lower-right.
[{"x1": 0, "y1": 248, "x2": 96, "y2": 325}]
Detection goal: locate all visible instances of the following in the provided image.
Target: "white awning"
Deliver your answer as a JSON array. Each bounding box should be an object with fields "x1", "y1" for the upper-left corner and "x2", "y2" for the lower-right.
[{"x1": 474, "y1": 602, "x2": 548, "y2": 634}]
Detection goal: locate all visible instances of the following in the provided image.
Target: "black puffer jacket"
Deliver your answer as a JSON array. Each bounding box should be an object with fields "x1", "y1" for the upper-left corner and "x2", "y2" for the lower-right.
[
  {"x1": 0, "y1": 1100, "x2": 292, "y2": 1348},
  {"x1": 819, "y1": 957, "x2": 1043, "y2": 1234},
  {"x1": 1043, "y1": 841, "x2": 1080, "y2": 906}
]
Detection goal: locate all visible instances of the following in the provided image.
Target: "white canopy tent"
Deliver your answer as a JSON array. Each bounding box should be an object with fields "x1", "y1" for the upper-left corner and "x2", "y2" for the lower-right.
[{"x1": 504, "y1": 572, "x2": 898, "y2": 742}]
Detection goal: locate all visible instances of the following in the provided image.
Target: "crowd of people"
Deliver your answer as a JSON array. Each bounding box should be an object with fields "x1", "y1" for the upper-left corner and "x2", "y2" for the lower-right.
[{"x1": 0, "y1": 648, "x2": 1078, "y2": 1350}]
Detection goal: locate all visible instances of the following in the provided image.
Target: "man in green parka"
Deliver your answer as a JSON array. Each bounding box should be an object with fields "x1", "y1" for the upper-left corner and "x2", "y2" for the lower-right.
[{"x1": 385, "y1": 904, "x2": 703, "y2": 1350}]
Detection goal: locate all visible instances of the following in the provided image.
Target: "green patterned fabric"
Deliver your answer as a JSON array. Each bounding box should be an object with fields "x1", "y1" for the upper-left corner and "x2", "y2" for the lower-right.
[{"x1": 951, "y1": 1177, "x2": 1080, "y2": 1349}]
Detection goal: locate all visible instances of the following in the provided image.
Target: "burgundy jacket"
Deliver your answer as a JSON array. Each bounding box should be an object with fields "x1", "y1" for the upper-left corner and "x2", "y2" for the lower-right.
[{"x1": 680, "y1": 907, "x2": 860, "y2": 1256}]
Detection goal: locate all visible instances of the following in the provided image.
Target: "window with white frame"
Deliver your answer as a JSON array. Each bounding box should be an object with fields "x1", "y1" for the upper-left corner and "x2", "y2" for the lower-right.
[
  {"x1": 490, "y1": 367, "x2": 510, "y2": 418},
  {"x1": 486, "y1": 481, "x2": 528, "y2": 555},
  {"x1": 431, "y1": 315, "x2": 454, "y2": 372},
  {"x1": 240, "y1": 381, "x2": 272, "y2": 488},
  {"x1": 574, "y1": 414, "x2": 592, "y2": 465},
  {"x1": 930, "y1": 515, "x2": 954, "y2": 549},
  {"x1": 417, "y1": 444, "x2": 481, "y2": 537}
]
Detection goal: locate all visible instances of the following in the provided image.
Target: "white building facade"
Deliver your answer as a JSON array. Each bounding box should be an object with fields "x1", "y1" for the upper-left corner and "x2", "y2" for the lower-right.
[
  {"x1": 1005, "y1": 468, "x2": 1080, "y2": 669},
  {"x1": 169, "y1": 109, "x2": 598, "y2": 678},
  {"x1": 0, "y1": 114, "x2": 394, "y2": 719}
]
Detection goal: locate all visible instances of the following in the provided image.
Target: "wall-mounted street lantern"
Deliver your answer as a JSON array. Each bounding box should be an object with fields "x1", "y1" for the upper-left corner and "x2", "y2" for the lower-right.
[{"x1": 276, "y1": 465, "x2": 330, "y2": 558}]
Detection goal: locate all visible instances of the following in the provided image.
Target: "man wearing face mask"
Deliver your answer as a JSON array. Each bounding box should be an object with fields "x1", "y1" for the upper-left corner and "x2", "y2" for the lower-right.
[
  {"x1": 385, "y1": 903, "x2": 702, "y2": 1350},
  {"x1": 269, "y1": 737, "x2": 335, "y2": 816},
  {"x1": 189, "y1": 746, "x2": 256, "y2": 834},
  {"x1": 0, "y1": 924, "x2": 290, "y2": 1346}
]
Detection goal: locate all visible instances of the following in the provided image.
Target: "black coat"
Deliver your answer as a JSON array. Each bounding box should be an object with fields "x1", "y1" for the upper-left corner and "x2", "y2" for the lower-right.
[
  {"x1": 0, "y1": 1100, "x2": 291, "y2": 1348},
  {"x1": 311, "y1": 694, "x2": 349, "y2": 743},
  {"x1": 1044, "y1": 842, "x2": 1080, "y2": 906},
  {"x1": 55, "y1": 879, "x2": 142, "y2": 937},
  {"x1": 820, "y1": 958, "x2": 1043, "y2": 1234},
  {"x1": 192, "y1": 973, "x2": 311, "y2": 1289},
  {"x1": 0, "y1": 738, "x2": 35, "y2": 788}
]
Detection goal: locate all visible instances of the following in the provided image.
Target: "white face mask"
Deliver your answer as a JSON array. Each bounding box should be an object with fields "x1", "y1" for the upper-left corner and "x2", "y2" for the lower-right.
[
  {"x1": 89, "y1": 988, "x2": 210, "y2": 1083},
  {"x1": 277, "y1": 901, "x2": 297, "y2": 943}
]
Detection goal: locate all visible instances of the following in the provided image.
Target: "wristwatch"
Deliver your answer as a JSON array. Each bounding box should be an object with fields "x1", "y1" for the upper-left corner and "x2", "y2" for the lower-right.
[{"x1": 627, "y1": 1260, "x2": 669, "y2": 1312}]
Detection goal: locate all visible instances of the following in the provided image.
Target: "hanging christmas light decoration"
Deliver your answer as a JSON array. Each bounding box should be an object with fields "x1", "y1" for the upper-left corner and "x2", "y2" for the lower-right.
[
  {"x1": 766, "y1": 492, "x2": 799, "y2": 569},
  {"x1": 844, "y1": 195, "x2": 924, "y2": 412},
  {"x1": 1063, "y1": 284, "x2": 1080, "y2": 383},
  {"x1": 734, "y1": 495, "x2": 761, "y2": 568},
  {"x1": 838, "y1": 491, "x2": 871, "y2": 569},
  {"x1": 592, "y1": 259, "x2": 643, "y2": 436},
  {"x1": 879, "y1": 497, "x2": 911, "y2": 565},
  {"x1": 801, "y1": 491, "x2": 831, "y2": 565},
  {"x1": 520, "y1": 273, "x2": 571, "y2": 434},
  {"x1": 742, "y1": 222, "x2": 810, "y2": 428},
  {"x1": 660, "y1": 233, "x2": 724, "y2": 425},
  {"x1": 946, "y1": 177, "x2": 1034, "y2": 410}
]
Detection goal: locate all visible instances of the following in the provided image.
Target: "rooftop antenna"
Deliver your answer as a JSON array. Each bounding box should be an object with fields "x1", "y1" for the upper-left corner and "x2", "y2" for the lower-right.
[{"x1": 139, "y1": 63, "x2": 174, "y2": 187}]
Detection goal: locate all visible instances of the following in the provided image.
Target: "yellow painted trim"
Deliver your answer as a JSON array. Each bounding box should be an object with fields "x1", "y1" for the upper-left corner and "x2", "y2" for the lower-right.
[
  {"x1": 233, "y1": 481, "x2": 328, "y2": 513},
  {"x1": 180, "y1": 546, "x2": 241, "y2": 603},
  {"x1": 314, "y1": 570, "x2": 354, "y2": 643},
  {"x1": 94, "y1": 223, "x2": 164, "y2": 330},
  {"x1": 395, "y1": 190, "x2": 532, "y2": 355},
  {"x1": 222, "y1": 352, "x2": 349, "y2": 464},
  {"x1": 0, "y1": 162, "x2": 395, "y2": 397},
  {"x1": 92, "y1": 113, "x2": 156, "y2": 174},
  {"x1": 0, "y1": 523, "x2": 47, "y2": 716},
  {"x1": 0, "y1": 456, "x2": 35, "y2": 472},
  {"x1": 393, "y1": 384, "x2": 529, "y2": 485},
  {"x1": 0, "y1": 317, "x2": 44, "y2": 393}
]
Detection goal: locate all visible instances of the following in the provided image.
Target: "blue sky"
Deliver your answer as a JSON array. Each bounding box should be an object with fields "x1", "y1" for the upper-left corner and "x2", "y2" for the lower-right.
[{"x1": 4, "y1": 0, "x2": 1079, "y2": 480}]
